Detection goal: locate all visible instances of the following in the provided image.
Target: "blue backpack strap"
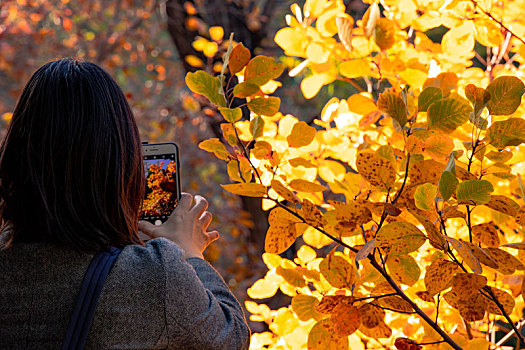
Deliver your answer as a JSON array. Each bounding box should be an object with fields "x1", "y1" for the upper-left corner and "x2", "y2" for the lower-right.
[{"x1": 62, "y1": 246, "x2": 122, "y2": 350}]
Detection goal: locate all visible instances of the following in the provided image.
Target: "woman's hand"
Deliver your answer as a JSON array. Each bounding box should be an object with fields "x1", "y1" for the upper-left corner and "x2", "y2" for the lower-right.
[{"x1": 138, "y1": 193, "x2": 219, "y2": 259}]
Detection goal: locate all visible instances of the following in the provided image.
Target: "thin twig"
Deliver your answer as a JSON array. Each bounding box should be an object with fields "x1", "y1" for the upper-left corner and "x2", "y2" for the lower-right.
[
  {"x1": 470, "y1": 0, "x2": 525, "y2": 46},
  {"x1": 496, "y1": 317, "x2": 525, "y2": 346}
]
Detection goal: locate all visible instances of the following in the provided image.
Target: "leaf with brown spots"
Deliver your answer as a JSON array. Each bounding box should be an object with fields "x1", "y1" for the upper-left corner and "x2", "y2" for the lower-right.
[
  {"x1": 445, "y1": 237, "x2": 482, "y2": 274},
  {"x1": 302, "y1": 198, "x2": 327, "y2": 227},
  {"x1": 484, "y1": 195, "x2": 520, "y2": 216},
  {"x1": 319, "y1": 254, "x2": 356, "y2": 289},
  {"x1": 463, "y1": 241, "x2": 499, "y2": 269},
  {"x1": 408, "y1": 209, "x2": 447, "y2": 250},
  {"x1": 307, "y1": 319, "x2": 349, "y2": 350},
  {"x1": 444, "y1": 290, "x2": 486, "y2": 322},
  {"x1": 331, "y1": 303, "x2": 361, "y2": 336},
  {"x1": 451, "y1": 273, "x2": 487, "y2": 298},
  {"x1": 377, "y1": 295, "x2": 414, "y2": 313},
  {"x1": 516, "y1": 206, "x2": 525, "y2": 226},
  {"x1": 315, "y1": 295, "x2": 354, "y2": 314},
  {"x1": 394, "y1": 337, "x2": 422, "y2": 350},
  {"x1": 485, "y1": 247, "x2": 525, "y2": 274},
  {"x1": 424, "y1": 258, "x2": 459, "y2": 296},
  {"x1": 270, "y1": 179, "x2": 299, "y2": 204},
  {"x1": 356, "y1": 151, "x2": 396, "y2": 188},
  {"x1": 387, "y1": 255, "x2": 421, "y2": 287},
  {"x1": 472, "y1": 222, "x2": 500, "y2": 247},
  {"x1": 375, "y1": 221, "x2": 426, "y2": 255},
  {"x1": 415, "y1": 291, "x2": 434, "y2": 303},
  {"x1": 357, "y1": 303, "x2": 385, "y2": 328},
  {"x1": 408, "y1": 159, "x2": 445, "y2": 186},
  {"x1": 264, "y1": 207, "x2": 302, "y2": 254},
  {"x1": 481, "y1": 286, "x2": 515, "y2": 315},
  {"x1": 358, "y1": 320, "x2": 392, "y2": 339}
]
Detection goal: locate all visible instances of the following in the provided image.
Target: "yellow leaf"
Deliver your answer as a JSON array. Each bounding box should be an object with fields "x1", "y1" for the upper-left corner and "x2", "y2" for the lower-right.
[
  {"x1": 339, "y1": 58, "x2": 371, "y2": 78},
  {"x1": 318, "y1": 159, "x2": 345, "y2": 183},
  {"x1": 316, "y1": 8, "x2": 341, "y2": 37},
  {"x1": 346, "y1": 94, "x2": 377, "y2": 116},
  {"x1": 292, "y1": 294, "x2": 323, "y2": 321},
  {"x1": 373, "y1": 17, "x2": 396, "y2": 51},
  {"x1": 301, "y1": 73, "x2": 335, "y2": 99},
  {"x1": 332, "y1": 303, "x2": 361, "y2": 336},
  {"x1": 228, "y1": 43, "x2": 251, "y2": 74},
  {"x1": 274, "y1": 27, "x2": 308, "y2": 57},
  {"x1": 209, "y1": 26, "x2": 224, "y2": 41},
  {"x1": 376, "y1": 221, "x2": 426, "y2": 255},
  {"x1": 442, "y1": 21, "x2": 475, "y2": 57},
  {"x1": 307, "y1": 319, "x2": 349, "y2": 350},
  {"x1": 423, "y1": 135, "x2": 454, "y2": 159},
  {"x1": 198, "y1": 138, "x2": 230, "y2": 160},
  {"x1": 356, "y1": 151, "x2": 396, "y2": 188},
  {"x1": 472, "y1": 222, "x2": 500, "y2": 248},
  {"x1": 414, "y1": 183, "x2": 438, "y2": 211},
  {"x1": 184, "y1": 55, "x2": 204, "y2": 68},
  {"x1": 303, "y1": 226, "x2": 333, "y2": 248},
  {"x1": 424, "y1": 258, "x2": 459, "y2": 296},
  {"x1": 288, "y1": 179, "x2": 327, "y2": 193},
  {"x1": 319, "y1": 254, "x2": 355, "y2": 289},
  {"x1": 485, "y1": 247, "x2": 525, "y2": 274},
  {"x1": 474, "y1": 19, "x2": 503, "y2": 47},
  {"x1": 287, "y1": 121, "x2": 316, "y2": 148},
  {"x1": 306, "y1": 42, "x2": 330, "y2": 63},
  {"x1": 302, "y1": 198, "x2": 326, "y2": 227},
  {"x1": 221, "y1": 182, "x2": 267, "y2": 197},
  {"x1": 265, "y1": 207, "x2": 302, "y2": 254},
  {"x1": 247, "y1": 273, "x2": 281, "y2": 299},
  {"x1": 481, "y1": 286, "x2": 515, "y2": 315},
  {"x1": 336, "y1": 15, "x2": 353, "y2": 51},
  {"x1": 271, "y1": 179, "x2": 299, "y2": 204}
]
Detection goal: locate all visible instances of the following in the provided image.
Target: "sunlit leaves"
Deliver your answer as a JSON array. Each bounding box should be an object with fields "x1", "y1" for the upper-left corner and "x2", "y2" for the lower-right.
[
  {"x1": 221, "y1": 182, "x2": 266, "y2": 197},
  {"x1": 356, "y1": 151, "x2": 396, "y2": 188},
  {"x1": 414, "y1": 183, "x2": 437, "y2": 211},
  {"x1": 265, "y1": 207, "x2": 301, "y2": 254},
  {"x1": 485, "y1": 118, "x2": 525, "y2": 149},
  {"x1": 250, "y1": 115, "x2": 264, "y2": 138},
  {"x1": 486, "y1": 76, "x2": 525, "y2": 116},
  {"x1": 362, "y1": 2, "x2": 380, "y2": 39},
  {"x1": 336, "y1": 16, "x2": 353, "y2": 52},
  {"x1": 373, "y1": 18, "x2": 395, "y2": 51},
  {"x1": 472, "y1": 222, "x2": 500, "y2": 247},
  {"x1": 418, "y1": 86, "x2": 442, "y2": 112},
  {"x1": 229, "y1": 43, "x2": 251, "y2": 75},
  {"x1": 248, "y1": 96, "x2": 280, "y2": 116},
  {"x1": 456, "y1": 179, "x2": 494, "y2": 205},
  {"x1": 386, "y1": 255, "x2": 421, "y2": 287},
  {"x1": 286, "y1": 121, "x2": 317, "y2": 148},
  {"x1": 442, "y1": 22, "x2": 475, "y2": 57},
  {"x1": 307, "y1": 319, "x2": 349, "y2": 350},
  {"x1": 339, "y1": 58, "x2": 372, "y2": 79},
  {"x1": 199, "y1": 138, "x2": 230, "y2": 160},
  {"x1": 438, "y1": 170, "x2": 458, "y2": 201},
  {"x1": 244, "y1": 56, "x2": 284, "y2": 86},
  {"x1": 427, "y1": 98, "x2": 471, "y2": 133},
  {"x1": 424, "y1": 258, "x2": 459, "y2": 296},
  {"x1": 185, "y1": 70, "x2": 226, "y2": 107},
  {"x1": 377, "y1": 91, "x2": 407, "y2": 127},
  {"x1": 218, "y1": 107, "x2": 242, "y2": 123},
  {"x1": 271, "y1": 179, "x2": 299, "y2": 204},
  {"x1": 375, "y1": 221, "x2": 426, "y2": 255},
  {"x1": 481, "y1": 287, "x2": 515, "y2": 315},
  {"x1": 319, "y1": 253, "x2": 355, "y2": 289},
  {"x1": 289, "y1": 179, "x2": 327, "y2": 193}
]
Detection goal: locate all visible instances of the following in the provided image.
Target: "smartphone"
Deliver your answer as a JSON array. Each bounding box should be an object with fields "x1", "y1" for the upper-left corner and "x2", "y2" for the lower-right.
[{"x1": 141, "y1": 142, "x2": 181, "y2": 225}]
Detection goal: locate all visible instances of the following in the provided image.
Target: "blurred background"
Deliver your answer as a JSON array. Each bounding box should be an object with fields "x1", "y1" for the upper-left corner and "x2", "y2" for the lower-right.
[{"x1": 0, "y1": 0, "x2": 369, "y2": 331}]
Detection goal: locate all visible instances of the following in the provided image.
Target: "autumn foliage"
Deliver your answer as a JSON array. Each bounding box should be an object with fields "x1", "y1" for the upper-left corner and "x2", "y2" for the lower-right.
[{"x1": 187, "y1": 0, "x2": 525, "y2": 349}]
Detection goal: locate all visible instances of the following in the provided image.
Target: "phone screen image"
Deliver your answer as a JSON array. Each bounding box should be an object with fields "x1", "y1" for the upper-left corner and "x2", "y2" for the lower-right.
[{"x1": 141, "y1": 153, "x2": 179, "y2": 223}]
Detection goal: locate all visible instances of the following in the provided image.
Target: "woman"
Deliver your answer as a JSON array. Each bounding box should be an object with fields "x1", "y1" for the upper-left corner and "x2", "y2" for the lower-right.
[{"x1": 0, "y1": 58, "x2": 250, "y2": 349}]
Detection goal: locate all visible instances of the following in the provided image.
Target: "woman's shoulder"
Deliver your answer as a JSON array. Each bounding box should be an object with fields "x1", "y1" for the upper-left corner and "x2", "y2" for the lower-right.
[{"x1": 116, "y1": 238, "x2": 184, "y2": 272}]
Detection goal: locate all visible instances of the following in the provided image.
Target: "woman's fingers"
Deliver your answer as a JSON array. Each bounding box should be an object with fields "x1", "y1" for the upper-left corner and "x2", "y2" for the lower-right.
[
  {"x1": 173, "y1": 192, "x2": 193, "y2": 213},
  {"x1": 206, "y1": 230, "x2": 220, "y2": 243},
  {"x1": 199, "y1": 211, "x2": 213, "y2": 231},
  {"x1": 138, "y1": 221, "x2": 158, "y2": 238},
  {"x1": 190, "y1": 195, "x2": 208, "y2": 218}
]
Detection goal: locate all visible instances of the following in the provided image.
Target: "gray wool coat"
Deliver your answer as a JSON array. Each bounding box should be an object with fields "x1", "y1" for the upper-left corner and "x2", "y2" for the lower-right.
[{"x1": 0, "y1": 235, "x2": 250, "y2": 349}]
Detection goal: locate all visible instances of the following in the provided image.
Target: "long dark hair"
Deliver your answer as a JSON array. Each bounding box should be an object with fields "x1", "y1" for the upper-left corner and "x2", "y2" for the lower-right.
[{"x1": 0, "y1": 58, "x2": 144, "y2": 252}]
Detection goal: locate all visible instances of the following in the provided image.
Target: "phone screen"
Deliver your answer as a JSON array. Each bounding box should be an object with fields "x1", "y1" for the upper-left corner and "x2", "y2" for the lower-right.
[{"x1": 141, "y1": 153, "x2": 179, "y2": 223}]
